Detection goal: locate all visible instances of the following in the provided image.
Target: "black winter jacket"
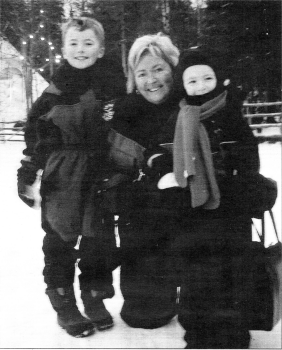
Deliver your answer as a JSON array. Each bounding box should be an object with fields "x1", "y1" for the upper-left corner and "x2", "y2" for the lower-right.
[
  {"x1": 109, "y1": 89, "x2": 260, "y2": 218},
  {"x1": 18, "y1": 59, "x2": 126, "y2": 241}
]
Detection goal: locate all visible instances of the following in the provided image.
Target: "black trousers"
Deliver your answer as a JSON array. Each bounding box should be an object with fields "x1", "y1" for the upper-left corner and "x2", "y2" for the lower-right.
[
  {"x1": 42, "y1": 218, "x2": 118, "y2": 293},
  {"x1": 119, "y1": 211, "x2": 252, "y2": 347},
  {"x1": 118, "y1": 213, "x2": 179, "y2": 328},
  {"x1": 174, "y1": 215, "x2": 252, "y2": 349}
]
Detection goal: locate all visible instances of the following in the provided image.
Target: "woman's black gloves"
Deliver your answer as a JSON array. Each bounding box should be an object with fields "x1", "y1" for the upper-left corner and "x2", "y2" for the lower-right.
[{"x1": 143, "y1": 146, "x2": 173, "y2": 180}]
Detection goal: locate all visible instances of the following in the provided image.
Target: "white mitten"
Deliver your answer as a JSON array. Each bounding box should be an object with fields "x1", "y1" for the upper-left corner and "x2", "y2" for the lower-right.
[
  {"x1": 157, "y1": 172, "x2": 180, "y2": 189},
  {"x1": 23, "y1": 170, "x2": 42, "y2": 209}
]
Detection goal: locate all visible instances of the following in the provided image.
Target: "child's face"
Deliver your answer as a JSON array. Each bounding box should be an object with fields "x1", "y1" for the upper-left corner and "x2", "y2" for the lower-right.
[
  {"x1": 182, "y1": 65, "x2": 217, "y2": 96},
  {"x1": 62, "y1": 27, "x2": 104, "y2": 69}
]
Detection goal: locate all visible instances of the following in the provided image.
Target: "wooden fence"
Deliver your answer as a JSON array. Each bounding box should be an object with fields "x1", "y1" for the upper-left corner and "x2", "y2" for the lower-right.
[
  {"x1": 243, "y1": 101, "x2": 282, "y2": 130},
  {"x1": 1, "y1": 101, "x2": 281, "y2": 142},
  {"x1": 0, "y1": 121, "x2": 25, "y2": 142}
]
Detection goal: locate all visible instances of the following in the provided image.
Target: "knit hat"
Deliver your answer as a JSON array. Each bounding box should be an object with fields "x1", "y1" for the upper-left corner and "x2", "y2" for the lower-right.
[
  {"x1": 174, "y1": 47, "x2": 229, "y2": 104},
  {"x1": 180, "y1": 48, "x2": 216, "y2": 70}
]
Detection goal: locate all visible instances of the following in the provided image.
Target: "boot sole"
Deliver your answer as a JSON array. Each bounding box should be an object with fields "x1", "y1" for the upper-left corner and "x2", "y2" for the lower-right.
[
  {"x1": 120, "y1": 312, "x2": 175, "y2": 329},
  {"x1": 91, "y1": 316, "x2": 114, "y2": 331},
  {"x1": 58, "y1": 319, "x2": 95, "y2": 337},
  {"x1": 95, "y1": 322, "x2": 114, "y2": 331}
]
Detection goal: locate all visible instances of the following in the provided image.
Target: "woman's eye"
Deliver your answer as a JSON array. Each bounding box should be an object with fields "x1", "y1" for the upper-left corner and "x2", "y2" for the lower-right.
[{"x1": 155, "y1": 67, "x2": 163, "y2": 72}]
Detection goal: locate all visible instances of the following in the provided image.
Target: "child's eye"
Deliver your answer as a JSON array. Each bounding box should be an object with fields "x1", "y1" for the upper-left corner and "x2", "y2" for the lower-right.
[{"x1": 188, "y1": 80, "x2": 196, "y2": 84}]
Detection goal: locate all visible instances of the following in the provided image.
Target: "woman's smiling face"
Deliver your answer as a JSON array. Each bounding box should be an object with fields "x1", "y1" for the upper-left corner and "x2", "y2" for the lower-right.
[{"x1": 134, "y1": 54, "x2": 173, "y2": 105}]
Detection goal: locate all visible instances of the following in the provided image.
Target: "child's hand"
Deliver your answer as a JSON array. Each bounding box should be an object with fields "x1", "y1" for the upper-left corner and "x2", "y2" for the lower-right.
[
  {"x1": 18, "y1": 156, "x2": 38, "y2": 185},
  {"x1": 18, "y1": 169, "x2": 42, "y2": 209}
]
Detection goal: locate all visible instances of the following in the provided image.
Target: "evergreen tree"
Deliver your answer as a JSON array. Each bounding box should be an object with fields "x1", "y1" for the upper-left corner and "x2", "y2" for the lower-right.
[
  {"x1": 169, "y1": 0, "x2": 196, "y2": 50},
  {"x1": 1, "y1": 0, "x2": 64, "y2": 81},
  {"x1": 0, "y1": 0, "x2": 30, "y2": 50},
  {"x1": 79, "y1": 0, "x2": 197, "y2": 73},
  {"x1": 1, "y1": 0, "x2": 280, "y2": 97},
  {"x1": 202, "y1": 0, "x2": 281, "y2": 97}
]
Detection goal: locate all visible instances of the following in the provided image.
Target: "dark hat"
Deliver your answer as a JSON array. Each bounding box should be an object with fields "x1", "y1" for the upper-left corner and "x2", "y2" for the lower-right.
[
  {"x1": 179, "y1": 48, "x2": 213, "y2": 69},
  {"x1": 175, "y1": 47, "x2": 221, "y2": 81}
]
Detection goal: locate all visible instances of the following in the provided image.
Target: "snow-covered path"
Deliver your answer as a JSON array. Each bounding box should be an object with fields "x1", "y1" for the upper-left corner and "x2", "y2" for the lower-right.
[{"x1": 0, "y1": 141, "x2": 281, "y2": 349}]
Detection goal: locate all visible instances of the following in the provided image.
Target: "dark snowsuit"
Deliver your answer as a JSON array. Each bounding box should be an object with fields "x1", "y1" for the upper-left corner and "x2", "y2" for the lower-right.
[
  {"x1": 110, "y1": 88, "x2": 260, "y2": 347},
  {"x1": 19, "y1": 59, "x2": 125, "y2": 293}
]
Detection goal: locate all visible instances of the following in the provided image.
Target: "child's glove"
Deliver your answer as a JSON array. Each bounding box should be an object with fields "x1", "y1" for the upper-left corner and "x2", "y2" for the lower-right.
[
  {"x1": 17, "y1": 157, "x2": 38, "y2": 185},
  {"x1": 17, "y1": 157, "x2": 42, "y2": 209},
  {"x1": 18, "y1": 182, "x2": 42, "y2": 209}
]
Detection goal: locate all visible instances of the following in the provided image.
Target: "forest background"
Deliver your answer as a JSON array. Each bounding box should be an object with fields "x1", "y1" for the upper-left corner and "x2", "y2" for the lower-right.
[{"x1": 0, "y1": 0, "x2": 281, "y2": 107}]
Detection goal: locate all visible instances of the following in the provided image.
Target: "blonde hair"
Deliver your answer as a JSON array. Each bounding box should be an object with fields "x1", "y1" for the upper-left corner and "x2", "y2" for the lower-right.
[
  {"x1": 127, "y1": 33, "x2": 179, "y2": 93},
  {"x1": 62, "y1": 17, "x2": 105, "y2": 47}
]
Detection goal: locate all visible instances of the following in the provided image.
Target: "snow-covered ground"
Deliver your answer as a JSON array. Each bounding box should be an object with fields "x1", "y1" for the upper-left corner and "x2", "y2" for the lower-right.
[{"x1": 0, "y1": 139, "x2": 281, "y2": 349}]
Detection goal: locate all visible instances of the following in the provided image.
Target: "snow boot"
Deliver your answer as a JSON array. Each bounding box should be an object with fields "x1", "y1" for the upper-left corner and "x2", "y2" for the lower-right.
[
  {"x1": 81, "y1": 290, "x2": 114, "y2": 331},
  {"x1": 46, "y1": 287, "x2": 95, "y2": 337}
]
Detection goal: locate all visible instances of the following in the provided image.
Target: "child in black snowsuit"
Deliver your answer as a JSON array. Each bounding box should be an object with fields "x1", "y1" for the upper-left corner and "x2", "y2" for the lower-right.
[
  {"x1": 17, "y1": 17, "x2": 125, "y2": 337},
  {"x1": 164, "y1": 48, "x2": 260, "y2": 348}
]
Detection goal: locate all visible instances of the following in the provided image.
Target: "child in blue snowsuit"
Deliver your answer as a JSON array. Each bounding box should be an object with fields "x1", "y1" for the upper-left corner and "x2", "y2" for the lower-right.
[{"x1": 17, "y1": 17, "x2": 125, "y2": 338}]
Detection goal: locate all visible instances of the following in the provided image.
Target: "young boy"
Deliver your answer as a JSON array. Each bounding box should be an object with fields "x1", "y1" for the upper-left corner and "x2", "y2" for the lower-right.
[
  {"x1": 17, "y1": 17, "x2": 125, "y2": 338},
  {"x1": 152, "y1": 48, "x2": 260, "y2": 348}
]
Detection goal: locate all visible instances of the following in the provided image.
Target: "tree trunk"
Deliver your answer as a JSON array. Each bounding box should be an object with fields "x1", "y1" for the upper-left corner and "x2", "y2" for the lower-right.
[
  {"x1": 21, "y1": 36, "x2": 32, "y2": 113},
  {"x1": 196, "y1": 0, "x2": 202, "y2": 46},
  {"x1": 120, "y1": 3, "x2": 127, "y2": 77},
  {"x1": 161, "y1": 0, "x2": 170, "y2": 34}
]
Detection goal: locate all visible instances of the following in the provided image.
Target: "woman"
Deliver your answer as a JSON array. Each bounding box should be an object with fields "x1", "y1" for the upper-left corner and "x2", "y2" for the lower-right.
[
  {"x1": 108, "y1": 35, "x2": 260, "y2": 348},
  {"x1": 109, "y1": 33, "x2": 181, "y2": 330}
]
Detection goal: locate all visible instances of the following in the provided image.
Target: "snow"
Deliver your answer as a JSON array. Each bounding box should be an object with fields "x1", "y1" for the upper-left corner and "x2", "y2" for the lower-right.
[
  {"x1": 0, "y1": 140, "x2": 281, "y2": 349},
  {"x1": 0, "y1": 37, "x2": 49, "y2": 124}
]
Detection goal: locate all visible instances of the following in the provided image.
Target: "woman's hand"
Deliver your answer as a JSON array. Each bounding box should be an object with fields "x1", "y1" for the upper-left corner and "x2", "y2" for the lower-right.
[{"x1": 144, "y1": 152, "x2": 173, "y2": 179}]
